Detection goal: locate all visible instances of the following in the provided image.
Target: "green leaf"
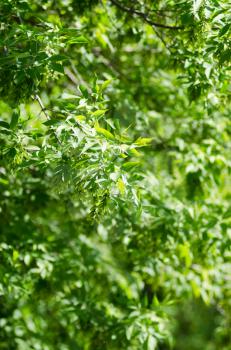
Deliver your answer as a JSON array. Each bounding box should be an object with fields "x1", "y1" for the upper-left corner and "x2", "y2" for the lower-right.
[
  {"x1": 13, "y1": 250, "x2": 19, "y2": 262},
  {"x1": 49, "y1": 54, "x2": 69, "y2": 62},
  {"x1": 219, "y1": 49, "x2": 231, "y2": 65},
  {"x1": 99, "y1": 79, "x2": 113, "y2": 92},
  {"x1": 95, "y1": 123, "x2": 115, "y2": 140},
  {"x1": 219, "y1": 24, "x2": 230, "y2": 37},
  {"x1": 68, "y1": 36, "x2": 88, "y2": 44},
  {"x1": 193, "y1": 0, "x2": 203, "y2": 18},
  {"x1": 134, "y1": 137, "x2": 152, "y2": 146},
  {"x1": 117, "y1": 178, "x2": 126, "y2": 195},
  {"x1": 79, "y1": 85, "x2": 89, "y2": 98},
  {"x1": 43, "y1": 119, "x2": 60, "y2": 126},
  {"x1": 122, "y1": 161, "x2": 140, "y2": 169},
  {"x1": 92, "y1": 109, "x2": 108, "y2": 118},
  {"x1": 146, "y1": 335, "x2": 157, "y2": 350},
  {"x1": 50, "y1": 62, "x2": 65, "y2": 73},
  {"x1": 10, "y1": 110, "x2": 19, "y2": 129},
  {"x1": 0, "y1": 121, "x2": 10, "y2": 129}
]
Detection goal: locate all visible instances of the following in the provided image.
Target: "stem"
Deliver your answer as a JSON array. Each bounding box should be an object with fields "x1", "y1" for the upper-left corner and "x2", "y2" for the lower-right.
[
  {"x1": 34, "y1": 94, "x2": 49, "y2": 120},
  {"x1": 33, "y1": 94, "x2": 61, "y2": 145}
]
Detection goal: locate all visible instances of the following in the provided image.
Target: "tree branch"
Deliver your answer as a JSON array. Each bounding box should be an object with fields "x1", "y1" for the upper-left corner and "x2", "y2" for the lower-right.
[
  {"x1": 33, "y1": 94, "x2": 61, "y2": 145},
  {"x1": 34, "y1": 94, "x2": 49, "y2": 119},
  {"x1": 110, "y1": 0, "x2": 184, "y2": 30}
]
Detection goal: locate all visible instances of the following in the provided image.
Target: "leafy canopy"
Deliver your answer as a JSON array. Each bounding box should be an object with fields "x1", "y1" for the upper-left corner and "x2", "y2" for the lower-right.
[{"x1": 0, "y1": 1, "x2": 230, "y2": 349}]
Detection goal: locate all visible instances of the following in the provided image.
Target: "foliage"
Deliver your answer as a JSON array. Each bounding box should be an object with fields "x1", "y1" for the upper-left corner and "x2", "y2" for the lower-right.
[{"x1": 0, "y1": 0, "x2": 230, "y2": 349}]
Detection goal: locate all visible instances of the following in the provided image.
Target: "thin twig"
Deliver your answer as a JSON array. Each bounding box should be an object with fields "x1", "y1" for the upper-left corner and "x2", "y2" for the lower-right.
[
  {"x1": 152, "y1": 26, "x2": 172, "y2": 54},
  {"x1": 70, "y1": 61, "x2": 90, "y2": 91},
  {"x1": 110, "y1": 0, "x2": 184, "y2": 30},
  {"x1": 64, "y1": 67, "x2": 79, "y2": 85},
  {"x1": 34, "y1": 94, "x2": 49, "y2": 119},
  {"x1": 33, "y1": 94, "x2": 61, "y2": 145}
]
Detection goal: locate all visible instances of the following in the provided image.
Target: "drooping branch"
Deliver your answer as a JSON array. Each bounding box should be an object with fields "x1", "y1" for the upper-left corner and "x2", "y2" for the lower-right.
[{"x1": 110, "y1": 0, "x2": 184, "y2": 30}]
